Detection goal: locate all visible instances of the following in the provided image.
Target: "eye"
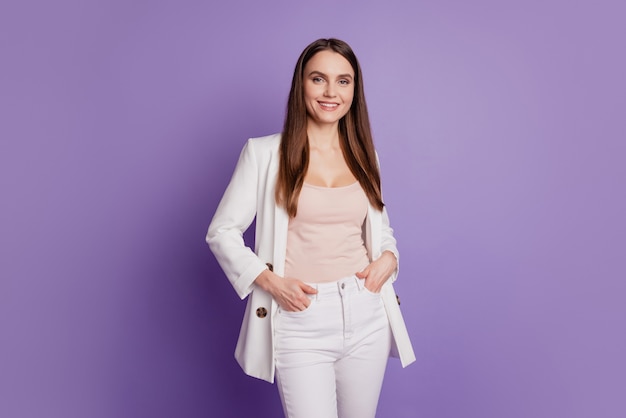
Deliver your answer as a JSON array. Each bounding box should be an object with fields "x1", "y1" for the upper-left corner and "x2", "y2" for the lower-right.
[
  {"x1": 338, "y1": 79, "x2": 351, "y2": 86},
  {"x1": 312, "y1": 76, "x2": 325, "y2": 84}
]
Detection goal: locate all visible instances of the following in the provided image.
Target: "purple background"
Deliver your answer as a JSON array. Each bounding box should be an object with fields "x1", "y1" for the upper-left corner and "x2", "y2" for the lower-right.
[{"x1": 1, "y1": 0, "x2": 624, "y2": 417}]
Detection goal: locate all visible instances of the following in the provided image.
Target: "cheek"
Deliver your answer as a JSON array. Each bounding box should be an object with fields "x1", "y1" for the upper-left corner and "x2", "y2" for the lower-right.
[
  {"x1": 303, "y1": 86, "x2": 313, "y2": 100},
  {"x1": 343, "y1": 91, "x2": 355, "y2": 109},
  {"x1": 344, "y1": 86, "x2": 355, "y2": 102},
  {"x1": 304, "y1": 101, "x2": 315, "y2": 116},
  {"x1": 304, "y1": 83, "x2": 321, "y2": 100}
]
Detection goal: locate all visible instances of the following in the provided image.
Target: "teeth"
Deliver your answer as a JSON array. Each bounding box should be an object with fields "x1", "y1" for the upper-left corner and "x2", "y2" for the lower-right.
[{"x1": 320, "y1": 103, "x2": 338, "y2": 108}]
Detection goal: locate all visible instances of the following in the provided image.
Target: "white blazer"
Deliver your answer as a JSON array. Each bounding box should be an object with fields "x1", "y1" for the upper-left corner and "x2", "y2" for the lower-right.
[{"x1": 207, "y1": 133, "x2": 415, "y2": 383}]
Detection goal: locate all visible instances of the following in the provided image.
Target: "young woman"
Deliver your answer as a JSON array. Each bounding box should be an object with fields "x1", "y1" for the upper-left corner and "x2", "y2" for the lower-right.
[{"x1": 207, "y1": 38, "x2": 415, "y2": 418}]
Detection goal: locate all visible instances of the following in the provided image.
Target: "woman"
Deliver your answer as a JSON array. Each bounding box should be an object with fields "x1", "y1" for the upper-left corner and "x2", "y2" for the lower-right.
[{"x1": 207, "y1": 38, "x2": 415, "y2": 418}]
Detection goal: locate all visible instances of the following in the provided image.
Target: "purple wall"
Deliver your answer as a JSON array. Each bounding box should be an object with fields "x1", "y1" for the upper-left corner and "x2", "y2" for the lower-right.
[{"x1": 1, "y1": 0, "x2": 624, "y2": 417}]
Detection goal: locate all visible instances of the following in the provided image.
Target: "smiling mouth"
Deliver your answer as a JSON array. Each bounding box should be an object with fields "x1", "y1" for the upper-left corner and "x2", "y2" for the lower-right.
[{"x1": 318, "y1": 102, "x2": 339, "y2": 110}]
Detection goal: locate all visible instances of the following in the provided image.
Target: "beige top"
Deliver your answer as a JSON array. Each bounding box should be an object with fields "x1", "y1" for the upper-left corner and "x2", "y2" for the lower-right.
[{"x1": 284, "y1": 181, "x2": 371, "y2": 283}]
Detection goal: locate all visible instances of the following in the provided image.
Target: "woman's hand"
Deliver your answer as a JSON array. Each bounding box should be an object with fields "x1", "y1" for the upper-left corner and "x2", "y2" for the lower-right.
[
  {"x1": 254, "y1": 270, "x2": 317, "y2": 312},
  {"x1": 355, "y1": 251, "x2": 398, "y2": 293}
]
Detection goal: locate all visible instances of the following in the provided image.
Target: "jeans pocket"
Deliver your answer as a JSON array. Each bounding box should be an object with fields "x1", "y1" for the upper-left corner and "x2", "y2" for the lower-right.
[
  {"x1": 357, "y1": 278, "x2": 381, "y2": 297},
  {"x1": 278, "y1": 298, "x2": 316, "y2": 317}
]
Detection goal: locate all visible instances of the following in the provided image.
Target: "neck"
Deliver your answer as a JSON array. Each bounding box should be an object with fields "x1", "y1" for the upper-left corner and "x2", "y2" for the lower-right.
[{"x1": 307, "y1": 119, "x2": 341, "y2": 150}]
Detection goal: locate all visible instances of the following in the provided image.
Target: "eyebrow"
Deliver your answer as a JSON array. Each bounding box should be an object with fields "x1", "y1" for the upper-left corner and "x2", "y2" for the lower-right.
[{"x1": 308, "y1": 70, "x2": 354, "y2": 80}]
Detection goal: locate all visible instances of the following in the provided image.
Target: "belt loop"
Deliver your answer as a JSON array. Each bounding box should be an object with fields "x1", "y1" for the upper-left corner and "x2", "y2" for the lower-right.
[{"x1": 354, "y1": 275, "x2": 365, "y2": 291}]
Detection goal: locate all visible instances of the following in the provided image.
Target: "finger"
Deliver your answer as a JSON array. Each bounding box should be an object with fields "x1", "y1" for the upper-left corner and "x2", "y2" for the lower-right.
[
  {"x1": 301, "y1": 283, "x2": 318, "y2": 294},
  {"x1": 282, "y1": 299, "x2": 305, "y2": 312},
  {"x1": 295, "y1": 298, "x2": 309, "y2": 311}
]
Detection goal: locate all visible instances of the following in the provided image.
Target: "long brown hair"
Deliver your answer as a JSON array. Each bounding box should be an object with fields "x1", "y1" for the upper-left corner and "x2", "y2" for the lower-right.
[{"x1": 276, "y1": 38, "x2": 384, "y2": 217}]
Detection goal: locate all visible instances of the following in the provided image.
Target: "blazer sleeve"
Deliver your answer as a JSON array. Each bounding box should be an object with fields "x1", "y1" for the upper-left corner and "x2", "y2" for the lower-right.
[
  {"x1": 380, "y1": 205, "x2": 400, "y2": 283},
  {"x1": 206, "y1": 139, "x2": 268, "y2": 299},
  {"x1": 377, "y1": 152, "x2": 400, "y2": 283}
]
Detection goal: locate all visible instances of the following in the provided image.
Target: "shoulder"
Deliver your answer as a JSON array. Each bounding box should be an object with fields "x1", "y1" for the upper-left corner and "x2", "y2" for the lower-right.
[
  {"x1": 238, "y1": 133, "x2": 281, "y2": 167},
  {"x1": 245, "y1": 133, "x2": 281, "y2": 153}
]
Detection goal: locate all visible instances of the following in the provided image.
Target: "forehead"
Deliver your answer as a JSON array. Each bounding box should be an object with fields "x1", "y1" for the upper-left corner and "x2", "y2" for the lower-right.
[{"x1": 304, "y1": 50, "x2": 354, "y2": 76}]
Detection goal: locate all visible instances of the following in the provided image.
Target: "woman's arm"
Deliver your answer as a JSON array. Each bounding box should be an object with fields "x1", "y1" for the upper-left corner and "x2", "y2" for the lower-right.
[
  {"x1": 207, "y1": 139, "x2": 317, "y2": 307},
  {"x1": 206, "y1": 139, "x2": 268, "y2": 299},
  {"x1": 356, "y1": 206, "x2": 400, "y2": 292},
  {"x1": 356, "y1": 153, "x2": 400, "y2": 292}
]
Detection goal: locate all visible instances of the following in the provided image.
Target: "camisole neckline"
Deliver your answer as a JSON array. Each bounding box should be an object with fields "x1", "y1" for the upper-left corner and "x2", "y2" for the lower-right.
[{"x1": 303, "y1": 181, "x2": 359, "y2": 190}]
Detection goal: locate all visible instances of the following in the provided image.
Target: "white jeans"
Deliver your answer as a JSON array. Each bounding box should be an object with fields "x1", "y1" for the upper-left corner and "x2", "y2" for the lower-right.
[{"x1": 274, "y1": 275, "x2": 392, "y2": 418}]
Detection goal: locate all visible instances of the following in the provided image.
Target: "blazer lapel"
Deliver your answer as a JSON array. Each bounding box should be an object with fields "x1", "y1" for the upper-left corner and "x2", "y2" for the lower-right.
[{"x1": 273, "y1": 203, "x2": 289, "y2": 277}]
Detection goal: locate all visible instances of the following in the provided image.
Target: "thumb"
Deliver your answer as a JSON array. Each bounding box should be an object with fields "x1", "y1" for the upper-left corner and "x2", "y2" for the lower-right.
[{"x1": 355, "y1": 267, "x2": 369, "y2": 279}]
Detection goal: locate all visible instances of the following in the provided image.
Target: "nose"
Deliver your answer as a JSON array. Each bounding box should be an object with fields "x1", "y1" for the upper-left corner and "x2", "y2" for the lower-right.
[{"x1": 324, "y1": 82, "x2": 336, "y2": 97}]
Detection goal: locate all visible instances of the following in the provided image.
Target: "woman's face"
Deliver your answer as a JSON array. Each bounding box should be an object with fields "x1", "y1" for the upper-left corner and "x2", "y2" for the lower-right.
[{"x1": 302, "y1": 50, "x2": 355, "y2": 127}]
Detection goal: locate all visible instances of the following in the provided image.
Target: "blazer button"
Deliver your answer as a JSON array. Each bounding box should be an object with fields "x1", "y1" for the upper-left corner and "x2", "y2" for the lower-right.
[
  {"x1": 256, "y1": 307, "x2": 268, "y2": 318},
  {"x1": 396, "y1": 294, "x2": 401, "y2": 305},
  {"x1": 266, "y1": 263, "x2": 273, "y2": 272}
]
